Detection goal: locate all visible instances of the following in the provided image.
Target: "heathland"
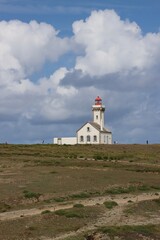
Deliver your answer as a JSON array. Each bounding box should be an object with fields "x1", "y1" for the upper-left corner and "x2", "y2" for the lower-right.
[{"x1": 0, "y1": 144, "x2": 160, "y2": 240}]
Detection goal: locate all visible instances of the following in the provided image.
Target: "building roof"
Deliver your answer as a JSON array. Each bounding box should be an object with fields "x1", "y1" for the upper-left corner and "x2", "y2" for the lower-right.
[
  {"x1": 89, "y1": 122, "x2": 111, "y2": 133},
  {"x1": 76, "y1": 121, "x2": 112, "y2": 134}
]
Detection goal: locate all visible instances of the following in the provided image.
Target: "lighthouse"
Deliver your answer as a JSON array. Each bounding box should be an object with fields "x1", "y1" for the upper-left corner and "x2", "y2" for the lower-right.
[
  {"x1": 92, "y1": 96, "x2": 105, "y2": 131},
  {"x1": 54, "y1": 96, "x2": 112, "y2": 145},
  {"x1": 76, "y1": 96, "x2": 112, "y2": 144}
]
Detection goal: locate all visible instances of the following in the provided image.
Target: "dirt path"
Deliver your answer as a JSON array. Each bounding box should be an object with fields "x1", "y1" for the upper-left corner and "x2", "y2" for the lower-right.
[
  {"x1": 52, "y1": 192, "x2": 160, "y2": 240},
  {"x1": 0, "y1": 192, "x2": 159, "y2": 240},
  {"x1": 0, "y1": 192, "x2": 159, "y2": 221}
]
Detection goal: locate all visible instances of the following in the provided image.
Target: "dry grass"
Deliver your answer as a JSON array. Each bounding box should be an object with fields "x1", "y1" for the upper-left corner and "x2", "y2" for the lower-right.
[
  {"x1": 0, "y1": 144, "x2": 160, "y2": 209},
  {"x1": 0, "y1": 144, "x2": 160, "y2": 239},
  {"x1": 125, "y1": 198, "x2": 160, "y2": 217},
  {"x1": 0, "y1": 205, "x2": 103, "y2": 240},
  {"x1": 99, "y1": 224, "x2": 160, "y2": 240}
]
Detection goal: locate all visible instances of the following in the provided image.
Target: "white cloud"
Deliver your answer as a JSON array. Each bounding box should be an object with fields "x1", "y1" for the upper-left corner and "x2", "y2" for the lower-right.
[
  {"x1": 0, "y1": 20, "x2": 70, "y2": 79},
  {"x1": 0, "y1": 19, "x2": 76, "y2": 132},
  {"x1": 73, "y1": 9, "x2": 160, "y2": 77},
  {"x1": 0, "y1": 10, "x2": 160, "y2": 143}
]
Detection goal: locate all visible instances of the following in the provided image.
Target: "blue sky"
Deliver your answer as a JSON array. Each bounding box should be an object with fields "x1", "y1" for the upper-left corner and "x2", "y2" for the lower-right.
[
  {"x1": 0, "y1": 0, "x2": 160, "y2": 144},
  {"x1": 0, "y1": 0, "x2": 159, "y2": 34}
]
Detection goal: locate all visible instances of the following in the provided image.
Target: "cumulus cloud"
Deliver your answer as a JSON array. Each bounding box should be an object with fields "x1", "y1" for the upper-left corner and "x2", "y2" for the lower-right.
[
  {"x1": 73, "y1": 9, "x2": 160, "y2": 77},
  {"x1": 0, "y1": 10, "x2": 160, "y2": 143},
  {"x1": 0, "y1": 20, "x2": 79, "y2": 143},
  {"x1": 0, "y1": 20, "x2": 70, "y2": 79}
]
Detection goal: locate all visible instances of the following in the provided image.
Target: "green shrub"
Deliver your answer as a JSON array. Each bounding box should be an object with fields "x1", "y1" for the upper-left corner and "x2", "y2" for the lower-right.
[
  {"x1": 54, "y1": 197, "x2": 66, "y2": 202},
  {"x1": 54, "y1": 209, "x2": 68, "y2": 216},
  {"x1": 103, "y1": 201, "x2": 118, "y2": 209},
  {"x1": 55, "y1": 209, "x2": 84, "y2": 218},
  {"x1": 93, "y1": 154, "x2": 102, "y2": 160},
  {"x1": 150, "y1": 185, "x2": 160, "y2": 190},
  {"x1": 137, "y1": 185, "x2": 150, "y2": 191},
  {"x1": 99, "y1": 224, "x2": 157, "y2": 236},
  {"x1": 105, "y1": 184, "x2": 152, "y2": 195},
  {"x1": 73, "y1": 203, "x2": 84, "y2": 208},
  {"x1": 23, "y1": 190, "x2": 41, "y2": 199},
  {"x1": 70, "y1": 192, "x2": 91, "y2": 199},
  {"x1": 105, "y1": 187, "x2": 132, "y2": 194},
  {"x1": 41, "y1": 210, "x2": 51, "y2": 214}
]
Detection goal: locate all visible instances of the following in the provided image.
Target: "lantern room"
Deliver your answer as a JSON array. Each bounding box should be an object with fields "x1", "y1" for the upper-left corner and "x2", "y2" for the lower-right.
[{"x1": 95, "y1": 96, "x2": 102, "y2": 105}]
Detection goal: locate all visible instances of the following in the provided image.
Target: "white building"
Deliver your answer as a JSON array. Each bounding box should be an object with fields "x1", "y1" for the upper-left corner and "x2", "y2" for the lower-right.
[{"x1": 53, "y1": 96, "x2": 112, "y2": 145}]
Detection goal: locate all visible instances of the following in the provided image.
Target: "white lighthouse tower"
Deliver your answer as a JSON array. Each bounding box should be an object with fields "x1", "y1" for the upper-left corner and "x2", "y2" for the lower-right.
[{"x1": 92, "y1": 96, "x2": 105, "y2": 131}]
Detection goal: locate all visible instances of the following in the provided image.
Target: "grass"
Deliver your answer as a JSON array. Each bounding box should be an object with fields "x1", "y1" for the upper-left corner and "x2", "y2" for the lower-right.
[
  {"x1": 54, "y1": 197, "x2": 66, "y2": 202},
  {"x1": 54, "y1": 205, "x2": 97, "y2": 219},
  {"x1": 41, "y1": 210, "x2": 52, "y2": 214},
  {"x1": 0, "y1": 144, "x2": 160, "y2": 239},
  {"x1": 63, "y1": 237, "x2": 84, "y2": 240},
  {"x1": 69, "y1": 192, "x2": 91, "y2": 199},
  {"x1": 0, "y1": 144, "x2": 160, "y2": 210},
  {"x1": 73, "y1": 204, "x2": 84, "y2": 208},
  {"x1": 99, "y1": 224, "x2": 160, "y2": 239},
  {"x1": 0, "y1": 202, "x2": 11, "y2": 213},
  {"x1": 1, "y1": 143, "x2": 160, "y2": 164},
  {"x1": 103, "y1": 201, "x2": 118, "y2": 209},
  {"x1": 0, "y1": 205, "x2": 103, "y2": 240},
  {"x1": 125, "y1": 198, "x2": 160, "y2": 217},
  {"x1": 55, "y1": 209, "x2": 84, "y2": 218},
  {"x1": 105, "y1": 184, "x2": 153, "y2": 195},
  {"x1": 23, "y1": 190, "x2": 41, "y2": 200}
]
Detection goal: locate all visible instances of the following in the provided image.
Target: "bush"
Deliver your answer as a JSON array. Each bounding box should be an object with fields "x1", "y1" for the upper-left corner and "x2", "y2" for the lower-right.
[
  {"x1": 73, "y1": 203, "x2": 84, "y2": 208},
  {"x1": 93, "y1": 154, "x2": 102, "y2": 160},
  {"x1": 55, "y1": 209, "x2": 84, "y2": 218},
  {"x1": 23, "y1": 190, "x2": 41, "y2": 200},
  {"x1": 105, "y1": 187, "x2": 132, "y2": 194},
  {"x1": 99, "y1": 224, "x2": 157, "y2": 236},
  {"x1": 41, "y1": 210, "x2": 51, "y2": 214},
  {"x1": 54, "y1": 197, "x2": 66, "y2": 202},
  {"x1": 70, "y1": 192, "x2": 91, "y2": 199},
  {"x1": 105, "y1": 184, "x2": 152, "y2": 195},
  {"x1": 103, "y1": 201, "x2": 118, "y2": 209}
]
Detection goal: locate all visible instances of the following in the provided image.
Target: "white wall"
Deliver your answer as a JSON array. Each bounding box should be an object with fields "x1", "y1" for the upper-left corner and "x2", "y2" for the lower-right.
[
  {"x1": 77, "y1": 123, "x2": 112, "y2": 144},
  {"x1": 77, "y1": 123, "x2": 100, "y2": 144},
  {"x1": 100, "y1": 133, "x2": 112, "y2": 144},
  {"x1": 53, "y1": 137, "x2": 77, "y2": 145}
]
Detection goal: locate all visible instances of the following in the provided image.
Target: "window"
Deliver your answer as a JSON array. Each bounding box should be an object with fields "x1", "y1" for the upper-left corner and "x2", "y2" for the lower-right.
[
  {"x1": 93, "y1": 135, "x2": 97, "y2": 142},
  {"x1": 87, "y1": 127, "x2": 90, "y2": 132},
  {"x1": 96, "y1": 115, "x2": 98, "y2": 120},
  {"x1": 87, "y1": 135, "x2": 91, "y2": 142},
  {"x1": 80, "y1": 136, "x2": 84, "y2": 142}
]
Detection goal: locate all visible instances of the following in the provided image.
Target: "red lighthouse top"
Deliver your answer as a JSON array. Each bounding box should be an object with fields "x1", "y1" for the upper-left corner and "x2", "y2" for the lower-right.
[{"x1": 95, "y1": 96, "x2": 102, "y2": 105}]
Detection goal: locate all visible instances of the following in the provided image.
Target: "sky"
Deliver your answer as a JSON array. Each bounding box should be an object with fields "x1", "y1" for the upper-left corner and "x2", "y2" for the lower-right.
[{"x1": 0, "y1": 0, "x2": 160, "y2": 144}]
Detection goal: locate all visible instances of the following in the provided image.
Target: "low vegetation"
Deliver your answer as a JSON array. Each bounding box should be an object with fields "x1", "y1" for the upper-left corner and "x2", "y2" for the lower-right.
[
  {"x1": 125, "y1": 198, "x2": 160, "y2": 217},
  {"x1": 105, "y1": 184, "x2": 158, "y2": 195},
  {"x1": 103, "y1": 201, "x2": 118, "y2": 209},
  {"x1": 99, "y1": 224, "x2": 160, "y2": 239},
  {"x1": 0, "y1": 144, "x2": 160, "y2": 239},
  {"x1": 23, "y1": 190, "x2": 41, "y2": 200}
]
